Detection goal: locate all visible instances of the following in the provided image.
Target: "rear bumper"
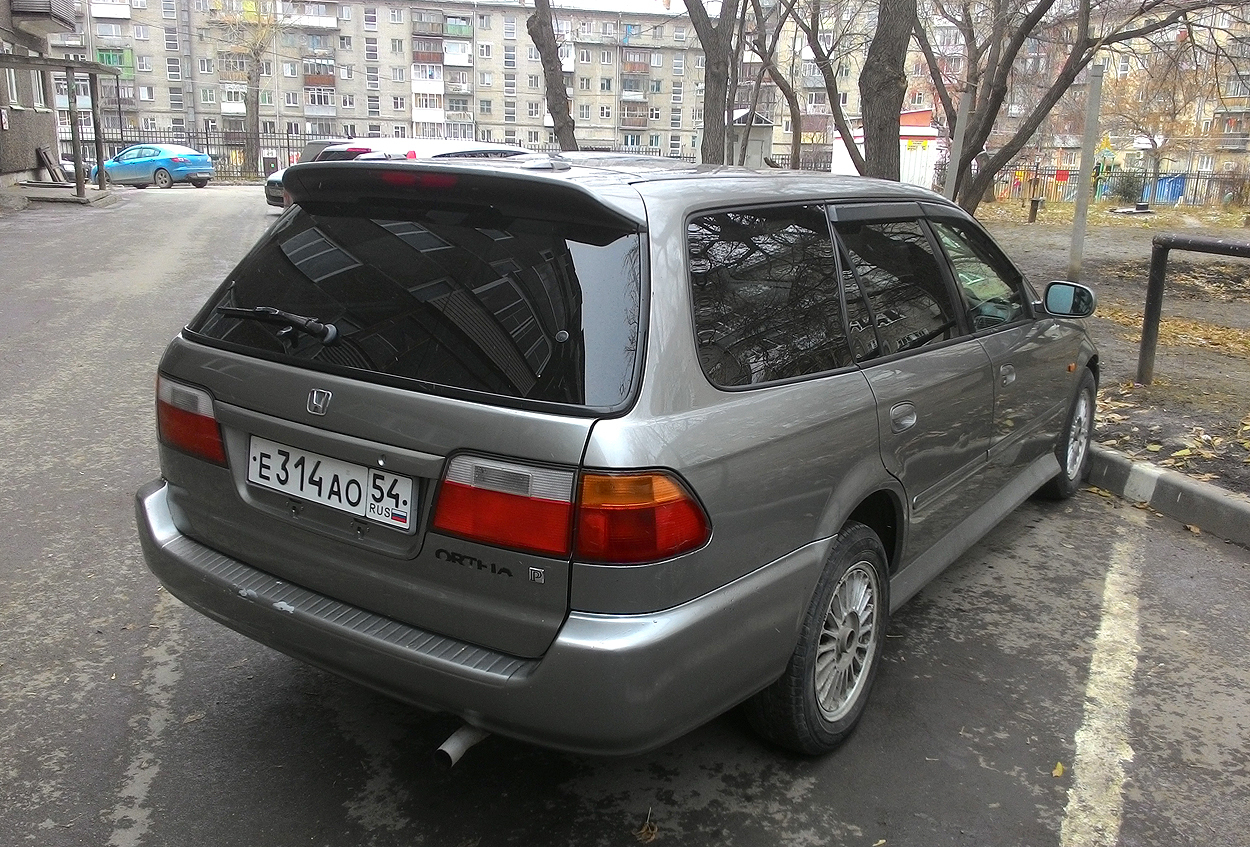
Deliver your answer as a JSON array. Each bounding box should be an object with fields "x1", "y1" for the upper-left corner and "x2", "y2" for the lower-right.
[{"x1": 136, "y1": 478, "x2": 824, "y2": 755}]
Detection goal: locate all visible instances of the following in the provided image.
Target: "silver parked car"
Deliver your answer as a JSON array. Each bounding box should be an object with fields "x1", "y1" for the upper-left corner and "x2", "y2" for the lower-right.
[{"x1": 136, "y1": 155, "x2": 1097, "y2": 756}]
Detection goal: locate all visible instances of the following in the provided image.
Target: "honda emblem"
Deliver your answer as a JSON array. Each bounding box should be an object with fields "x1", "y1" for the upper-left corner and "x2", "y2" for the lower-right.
[{"x1": 306, "y1": 389, "x2": 332, "y2": 416}]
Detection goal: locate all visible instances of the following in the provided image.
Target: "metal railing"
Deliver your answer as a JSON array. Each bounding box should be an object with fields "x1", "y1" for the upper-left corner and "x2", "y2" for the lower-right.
[{"x1": 994, "y1": 164, "x2": 1249, "y2": 207}]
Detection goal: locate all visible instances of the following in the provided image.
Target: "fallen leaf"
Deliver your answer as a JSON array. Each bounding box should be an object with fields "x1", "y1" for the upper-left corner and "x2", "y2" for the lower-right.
[
  {"x1": 1171, "y1": 448, "x2": 1192, "y2": 457},
  {"x1": 1146, "y1": 444, "x2": 1162, "y2": 452},
  {"x1": 182, "y1": 712, "x2": 206, "y2": 724},
  {"x1": 1133, "y1": 502, "x2": 1151, "y2": 510},
  {"x1": 1053, "y1": 762, "x2": 1065, "y2": 778},
  {"x1": 1184, "y1": 525, "x2": 1202, "y2": 535},
  {"x1": 634, "y1": 808, "x2": 658, "y2": 844},
  {"x1": 874, "y1": 841, "x2": 887, "y2": 846}
]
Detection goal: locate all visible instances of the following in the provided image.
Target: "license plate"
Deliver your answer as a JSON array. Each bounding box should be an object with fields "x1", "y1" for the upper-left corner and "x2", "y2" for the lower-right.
[{"x1": 248, "y1": 436, "x2": 415, "y2": 531}]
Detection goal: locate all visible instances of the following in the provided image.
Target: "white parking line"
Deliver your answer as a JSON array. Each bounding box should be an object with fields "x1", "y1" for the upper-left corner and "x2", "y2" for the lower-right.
[
  {"x1": 1059, "y1": 535, "x2": 1141, "y2": 847},
  {"x1": 106, "y1": 590, "x2": 185, "y2": 847}
]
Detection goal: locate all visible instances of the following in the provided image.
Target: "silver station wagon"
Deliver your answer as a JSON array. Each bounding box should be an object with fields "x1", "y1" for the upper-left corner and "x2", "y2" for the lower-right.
[{"x1": 136, "y1": 155, "x2": 1097, "y2": 757}]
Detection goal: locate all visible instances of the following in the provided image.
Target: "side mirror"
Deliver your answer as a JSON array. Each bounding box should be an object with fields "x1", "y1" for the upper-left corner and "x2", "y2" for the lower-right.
[{"x1": 1042, "y1": 281, "x2": 1096, "y2": 318}]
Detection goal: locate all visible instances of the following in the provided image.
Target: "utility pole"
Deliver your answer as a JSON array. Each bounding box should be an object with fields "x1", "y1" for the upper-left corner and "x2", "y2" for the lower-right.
[{"x1": 1068, "y1": 64, "x2": 1104, "y2": 282}]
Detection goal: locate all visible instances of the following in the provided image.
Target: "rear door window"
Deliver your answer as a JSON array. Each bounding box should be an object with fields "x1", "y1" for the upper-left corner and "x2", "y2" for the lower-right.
[
  {"x1": 688, "y1": 205, "x2": 854, "y2": 387},
  {"x1": 833, "y1": 218, "x2": 963, "y2": 357},
  {"x1": 189, "y1": 205, "x2": 643, "y2": 412}
]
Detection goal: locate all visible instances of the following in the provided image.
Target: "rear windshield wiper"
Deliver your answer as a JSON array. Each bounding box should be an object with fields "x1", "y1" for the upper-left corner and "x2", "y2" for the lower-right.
[{"x1": 216, "y1": 306, "x2": 339, "y2": 345}]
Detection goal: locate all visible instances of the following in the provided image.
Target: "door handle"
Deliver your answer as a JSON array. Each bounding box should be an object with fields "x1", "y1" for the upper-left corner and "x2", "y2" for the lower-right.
[
  {"x1": 890, "y1": 402, "x2": 917, "y2": 433},
  {"x1": 1000, "y1": 364, "x2": 1016, "y2": 386}
]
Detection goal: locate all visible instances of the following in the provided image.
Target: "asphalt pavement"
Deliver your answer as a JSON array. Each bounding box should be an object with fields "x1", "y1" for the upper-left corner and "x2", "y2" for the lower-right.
[{"x1": 1, "y1": 186, "x2": 1248, "y2": 847}]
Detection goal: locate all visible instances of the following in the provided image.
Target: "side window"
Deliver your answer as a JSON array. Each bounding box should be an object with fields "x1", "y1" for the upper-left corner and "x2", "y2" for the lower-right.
[
  {"x1": 928, "y1": 219, "x2": 1027, "y2": 330},
  {"x1": 688, "y1": 205, "x2": 854, "y2": 387},
  {"x1": 834, "y1": 218, "x2": 961, "y2": 357}
]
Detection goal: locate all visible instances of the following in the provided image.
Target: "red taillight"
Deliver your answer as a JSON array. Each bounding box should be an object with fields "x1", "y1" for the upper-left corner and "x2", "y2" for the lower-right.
[
  {"x1": 170, "y1": 156, "x2": 189, "y2": 163},
  {"x1": 431, "y1": 456, "x2": 710, "y2": 564},
  {"x1": 432, "y1": 456, "x2": 575, "y2": 557},
  {"x1": 575, "y1": 472, "x2": 710, "y2": 564},
  {"x1": 156, "y1": 376, "x2": 226, "y2": 465},
  {"x1": 405, "y1": 149, "x2": 417, "y2": 159}
]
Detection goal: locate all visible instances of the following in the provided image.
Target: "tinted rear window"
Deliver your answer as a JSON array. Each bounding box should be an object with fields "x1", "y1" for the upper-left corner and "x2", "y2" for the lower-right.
[{"x1": 189, "y1": 205, "x2": 643, "y2": 412}]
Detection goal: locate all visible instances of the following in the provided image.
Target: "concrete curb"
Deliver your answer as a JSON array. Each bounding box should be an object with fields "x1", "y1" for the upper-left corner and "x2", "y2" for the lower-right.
[{"x1": 1088, "y1": 445, "x2": 1250, "y2": 548}]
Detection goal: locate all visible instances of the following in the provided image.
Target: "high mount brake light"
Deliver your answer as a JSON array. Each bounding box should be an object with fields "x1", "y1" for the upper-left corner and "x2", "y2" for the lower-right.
[
  {"x1": 156, "y1": 375, "x2": 227, "y2": 465},
  {"x1": 431, "y1": 456, "x2": 711, "y2": 564}
]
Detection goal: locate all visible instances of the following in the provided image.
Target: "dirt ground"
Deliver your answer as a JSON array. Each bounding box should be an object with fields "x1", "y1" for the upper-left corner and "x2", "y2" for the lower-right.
[{"x1": 982, "y1": 202, "x2": 1250, "y2": 497}]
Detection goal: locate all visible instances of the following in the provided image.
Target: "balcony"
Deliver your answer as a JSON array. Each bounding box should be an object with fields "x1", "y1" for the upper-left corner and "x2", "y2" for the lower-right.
[
  {"x1": 622, "y1": 62, "x2": 649, "y2": 75},
  {"x1": 444, "y1": 23, "x2": 471, "y2": 37},
  {"x1": 445, "y1": 109, "x2": 471, "y2": 123},
  {"x1": 411, "y1": 107, "x2": 444, "y2": 123},
  {"x1": 304, "y1": 73, "x2": 336, "y2": 86},
  {"x1": 285, "y1": 13, "x2": 338, "y2": 29},
  {"x1": 10, "y1": 0, "x2": 77, "y2": 35},
  {"x1": 620, "y1": 114, "x2": 647, "y2": 128},
  {"x1": 48, "y1": 32, "x2": 85, "y2": 46},
  {"x1": 413, "y1": 20, "x2": 443, "y2": 36},
  {"x1": 445, "y1": 81, "x2": 472, "y2": 94},
  {"x1": 414, "y1": 50, "x2": 442, "y2": 64},
  {"x1": 221, "y1": 101, "x2": 246, "y2": 115},
  {"x1": 1216, "y1": 132, "x2": 1249, "y2": 150},
  {"x1": 304, "y1": 104, "x2": 336, "y2": 117},
  {"x1": 411, "y1": 76, "x2": 443, "y2": 94},
  {"x1": 88, "y1": 1, "x2": 129, "y2": 17}
]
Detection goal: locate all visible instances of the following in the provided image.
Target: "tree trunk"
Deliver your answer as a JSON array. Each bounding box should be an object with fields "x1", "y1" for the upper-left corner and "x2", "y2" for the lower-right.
[
  {"x1": 527, "y1": 0, "x2": 577, "y2": 151},
  {"x1": 686, "y1": 0, "x2": 743, "y2": 165},
  {"x1": 245, "y1": 56, "x2": 262, "y2": 176},
  {"x1": 858, "y1": 0, "x2": 914, "y2": 180}
]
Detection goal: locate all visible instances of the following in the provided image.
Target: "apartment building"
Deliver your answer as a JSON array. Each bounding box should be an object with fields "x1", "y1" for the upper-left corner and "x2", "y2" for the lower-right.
[
  {"x1": 2, "y1": 0, "x2": 74, "y2": 182},
  {"x1": 45, "y1": 0, "x2": 706, "y2": 169}
]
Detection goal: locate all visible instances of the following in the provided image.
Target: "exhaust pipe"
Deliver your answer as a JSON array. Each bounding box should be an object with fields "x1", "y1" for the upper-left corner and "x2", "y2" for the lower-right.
[{"x1": 434, "y1": 724, "x2": 490, "y2": 768}]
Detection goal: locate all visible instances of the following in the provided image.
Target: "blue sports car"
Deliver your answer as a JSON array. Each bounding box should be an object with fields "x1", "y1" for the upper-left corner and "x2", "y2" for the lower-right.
[{"x1": 92, "y1": 143, "x2": 214, "y2": 189}]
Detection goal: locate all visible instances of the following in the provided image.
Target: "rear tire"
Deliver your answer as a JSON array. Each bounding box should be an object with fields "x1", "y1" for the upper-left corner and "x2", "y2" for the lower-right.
[
  {"x1": 190, "y1": 178, "x2": 208, "y2": 188},
  {"x1": 1039, "y1": 369, "x2": 1097, "y2": 500},
  {"x1": 745, "y1": 521, "x2": 889, "y2": 754},
  {"x1": 154, "y1": 168, "x2": 174, "y2": 189}
]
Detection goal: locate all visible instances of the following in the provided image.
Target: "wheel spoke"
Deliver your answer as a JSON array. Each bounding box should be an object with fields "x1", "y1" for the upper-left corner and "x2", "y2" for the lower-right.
[{"x1": 812, "y1": 561, "x2": 881, "y2": 719}]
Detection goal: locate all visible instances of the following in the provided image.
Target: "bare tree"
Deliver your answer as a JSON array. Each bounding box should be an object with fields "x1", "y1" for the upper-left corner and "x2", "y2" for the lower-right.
[
  {"x1": 215, "y1": 8, "x2": 286, "y2": 176},
  {"x1": 743, "y1": 0, "x2": 805, "y2": 167},
  {"x1": 687, "y1": 0, "x2": 746, "y2": 164},
  {"x1": 527, "y1": 0, "x2": 578, "y2": 151},
  {"x1": 789, "y1": 0, "x2": 875, "y2": 174},
  {"x1": 915, "y1": 0, "x2": 1246, "y2": 212}
]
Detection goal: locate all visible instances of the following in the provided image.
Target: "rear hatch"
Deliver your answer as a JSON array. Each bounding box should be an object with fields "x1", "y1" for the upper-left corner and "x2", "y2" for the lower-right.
[{"x1": 160, "y1": 161, "x2": 647, "y2": 657}]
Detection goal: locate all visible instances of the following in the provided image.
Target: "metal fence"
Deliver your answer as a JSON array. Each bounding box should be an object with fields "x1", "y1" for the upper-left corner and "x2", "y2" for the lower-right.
[
  {"x1": 60, "y1": 129, "x2": 343, "y2": 177},
  {"x1": 993, "y1": 164, "x2": 1250, "y2": 207}
]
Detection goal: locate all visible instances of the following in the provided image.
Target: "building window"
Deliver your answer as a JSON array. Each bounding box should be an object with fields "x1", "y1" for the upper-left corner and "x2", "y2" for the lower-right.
[
  {"x1": 479, "y1": 71, "x2": 493, "y2": 87},
  {"x1": 504, "y1": 100, "x2": 515, "y2": 122},
  {"x1": 601, "y1": 50, "x2": 613, "y2": 65},
  {"x1": 166, "y1": 57, "x2": 182, "y2": 80},
  {"x1": 393, "y1": 123, "x2": 407, "y2": 137},
  {"x1": 363, "y1": 7, "x2": 376, "y2": 30},
  {"x1": 283, "y1": 62, "x2": 297, "y2": 77},
  {"x1": 142, "y1": 117, "x2": 157, "y2": 130},
  {"x1": 671, "y1": 82, "x2": 683, "y2": 103},
  {"x1": 477, "y1": 13, "x2": 490, "y2": 29},
  {"x1": 579, "y1": 48, "x2": 591, "y2": 64},
  {"x1": 527, "y1": 100, "x2": 540, "y2": 118},
  {"x1": 503, "y1": 16, "x2": 516, "y2": 39},
  {"x1": 340, "y1": 64, "x2": 353, "y2": 80},
  {"x1": 341, "y1": 93, "x2": 354, "y2": 107},
  {"x1": 341, "y1": 122, "x2": 355, "y2": 135},
  {"x1": 260, "y1": 90, "x2": 273, "y2": 105},
  {"x1": 650, "y1": 78, "x2": 662, "y2": 93},
  {"x1": 133, "y1": 25, "x2": 150, "y2": 40},
  {"x1": 527, "y1": 74, "x2": 540, "y2": 89},
  {"x1": 579, "y1": 76, "x2": 591, "y2": 90},
  {"x1": 672, "y1": 54, "x2": 684, "y2": 75},
  {"x1": 307, "y1": 87, "x2": 334, "y2": 106},
  {"x1": 198, "y1": 57, "x2": 213, "y2": 73},
  {"x1": 578, "y1": 103, "x2": 590, "y2": 120},
  {"x1": 504, "y1": 45, "x2": 516, "y2": 68},
  {"x1": 675, "y1": 26, "x2": 686, "y2": 41},
  {"x1": 285, "y1": 91, "x2": 300, "y2": 106},
  {"x1": 670, "y1": 107, "x2": 681, "y2": 128},
  {"x1": 623, "y1": 133, "x2": 641, "y2": 147},
  {"x1": 600, "y1": 77, "x2": 612, "y2": 92},
  {"x1": 168, "y1": 86, "x2": 183, "y2": 108},
  {"x1": 138, "y1": 85, "x2": 155, "y2": 100},
  {"x1": 164, "y1": 28, "x2": 178, "y2": 50},
  {"x1": 161, "y1": 0, "x2": 174, "y2": 17},
  {"x1": 392, "y1": 95, "x2": 405, "y2": 110},
  {"x1": 339, "y1": 35, "x2": 352, "y2": 50},
  {"x1": 367, "y1": 94, "x2": 380, "y2": 116},
  {"x1": 389, "y1": 7, "x2": 402, "y2": 23},
  {"x1": 503, "y1": 73, "x2": 515, "y2": 94},
  {"x1": 479, "y1": 99, "x2": 492, "y2": 114},
  {"x1": 366, "y1": 66, "x2": 379, "y2": 89},
  {"x1": 365, "y1": 38, "x2": 378, "y2": 61},
  {"x1": 286, "y1": 121, "x2": 301, "y2": 134},
  {"x1": 528, "y1": 46, "x2": 540, "y2": 62},
  {"x1": 200, "y1": 87, "x2": 215, "y2": 103},
  {"x1": 391, "y1": 66, "x2": 405, "y2": 82},
  {"x1": 479, "y1": 42, "x2": 492, "y2": 59},
  {"x1": 600, "y1": 104, "x2": 612, "y2": 119}
]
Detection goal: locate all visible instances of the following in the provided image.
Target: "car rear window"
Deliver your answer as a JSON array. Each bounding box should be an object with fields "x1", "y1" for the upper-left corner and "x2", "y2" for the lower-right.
[{"x1": 188, "y1": 204, "x2": 644, "y2": 412}]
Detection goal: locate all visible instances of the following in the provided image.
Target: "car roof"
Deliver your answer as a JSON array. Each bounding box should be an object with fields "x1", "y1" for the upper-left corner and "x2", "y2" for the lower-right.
[
  {"x1": 284, "y1": 154, "x2": 963, "y2": 229},
  {"x1": 123, "y1": 143, "x2": 204, "y2": 155}
]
